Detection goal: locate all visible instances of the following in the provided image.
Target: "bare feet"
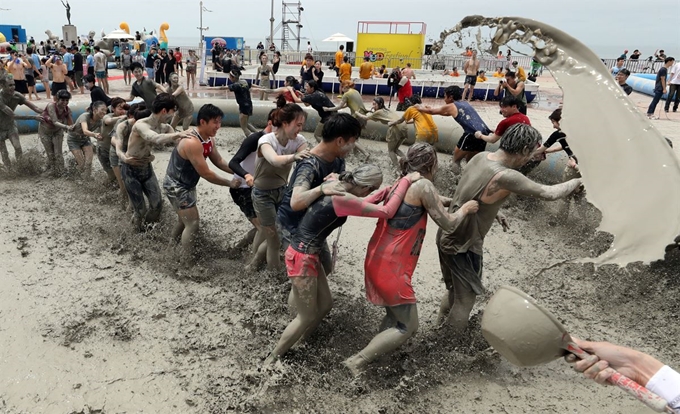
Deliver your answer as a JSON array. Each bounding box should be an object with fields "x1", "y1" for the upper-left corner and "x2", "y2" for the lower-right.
[{"x1": 342, "y1": 355, "x2": 367, "y2": 378}]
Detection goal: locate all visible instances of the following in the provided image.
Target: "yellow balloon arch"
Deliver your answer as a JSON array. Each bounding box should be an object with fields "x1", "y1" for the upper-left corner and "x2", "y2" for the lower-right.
[
  {"x1": 0, "y1": 33, "x2": 6, "y2": 43},
  {"x1": 120, "y1": 22, "x2": 130, "y2": 34}
]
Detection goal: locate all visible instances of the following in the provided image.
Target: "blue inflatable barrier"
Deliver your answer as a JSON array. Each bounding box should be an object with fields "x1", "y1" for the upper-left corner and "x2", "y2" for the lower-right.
[{"x1": 628, "y1": 74, "x2": 668, "y2": 99}]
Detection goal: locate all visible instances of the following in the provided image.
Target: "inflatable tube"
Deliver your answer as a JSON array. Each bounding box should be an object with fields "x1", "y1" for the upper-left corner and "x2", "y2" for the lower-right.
[
  {"x1": 632, "y1": 73, "x2": 657, "y2": 81},
  {"x1": 13, "y1": 98, "x2": 568, "y2": 183},
  {"x1": 108, "y1": 62, "x2": 117, "y2": 69},
  {"x1": 627, "y1": 75, "x2": 668, "y2": 99}
]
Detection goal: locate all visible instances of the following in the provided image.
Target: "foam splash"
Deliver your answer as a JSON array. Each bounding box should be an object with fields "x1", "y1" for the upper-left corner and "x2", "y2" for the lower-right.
[{"x1": 434, "y1": 16, "x2": 680, "y2": 265}]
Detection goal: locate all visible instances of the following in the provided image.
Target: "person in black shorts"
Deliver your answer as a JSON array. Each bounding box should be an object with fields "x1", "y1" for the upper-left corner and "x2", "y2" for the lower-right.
[
  {"x1": 222, "y1": 68, "x2": 259, "y2": 137},
  {"x1": 416, "y1": 85, "x2": 491, "y2": 172},
  {"x1": 227, "y1": 110, "x2": 277, "y2": 250}
]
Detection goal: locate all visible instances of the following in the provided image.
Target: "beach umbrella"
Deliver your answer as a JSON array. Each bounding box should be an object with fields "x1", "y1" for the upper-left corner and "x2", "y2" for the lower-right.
[
  {"x1": 322, "y1": 33, "x2": 353, "y2": 42},
  {"x1": 103, "y1": 29, "x2": 135, "y2": 40}
]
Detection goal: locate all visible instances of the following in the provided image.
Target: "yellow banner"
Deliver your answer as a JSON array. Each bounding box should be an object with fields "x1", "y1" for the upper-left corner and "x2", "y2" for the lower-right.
[{"x1": 355, "y1": 33, "x2": 425, "y2": 69}]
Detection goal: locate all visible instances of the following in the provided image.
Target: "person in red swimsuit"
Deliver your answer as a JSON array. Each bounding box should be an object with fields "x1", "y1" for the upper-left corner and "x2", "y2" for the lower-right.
[
  {"x1": 343, "y1": 143, "x2": 479, "y2": 377},
  {"x1": 258, "y1": 75, "x2": 302, "y2": 103},
  {"x1": 263, "y1": 165, "x2": 421, "y2": 365}
]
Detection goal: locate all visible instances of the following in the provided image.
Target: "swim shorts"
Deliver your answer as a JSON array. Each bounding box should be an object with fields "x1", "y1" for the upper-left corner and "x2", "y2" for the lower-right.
[
  {"x1": 438, "y1": 247, "x2": 484, "y2": 295},
  {"x1": 25, "y1": 75, "x2": 35, "y2": 87},
  {"x1": 251, "y1": 186, "x2": 284, "y2": 227},
  {"x1": 67, "y1": 134, "x2": 92, "y2": 151},
  {"x1": 386, "y1": 124, "x2": 408, "y2": 151},
  {"x1": 163, "y1": 175, "x2": 197, "y2": 210},
  {"x1": 464, "y1": 75, "x2": 477, "y2": 86},
  {"x1": 285, "y1": 246, "x2": 320, "y2": 278},
  {"x1": 95, "y1": 71, "x2": 107, "y2": 79},
  {"x1": 67, "y1": 70, "x2": 75, "y2": 79},
  {"x1": 14, "y1": 79, "x2": 28, "y2": 94},
  {"x1": 109, "y1": 144, "x2": 120, "y2": 167},
  {"x1": 230, "y1": 187, "x2": 256, "y2": 220},
  {"x1": 51, "y1": 82, "x2": 67, "y2": 95},
  {"x1": 456, "y1": 132, "x2": 487, "y2": 152},
  {"x1": 238, "y1": 103, "x2": 253, "y2": 116},
  {"x1": 0, "y1": 126, "x2": 18, "y2": 141}
]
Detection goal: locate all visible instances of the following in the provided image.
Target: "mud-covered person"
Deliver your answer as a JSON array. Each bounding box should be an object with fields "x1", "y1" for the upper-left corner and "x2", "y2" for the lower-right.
[
  {"x1": 247, "y1": 102, "x2": 311, "y2": 271},
  {"x1": 167, "y1": 72, "x2": 194, "y2": 131},
  {"x1": 344, "y1": 143, "x2": 479, "y2": 377},
  {"x1": 164, "y1": 104, "x2": 240, "y2": 265},
  {"x1": 354, "y1": 97, "x2": 407, "y2": 169},
  {"x1": 276, "y1": 113, "x2": 360, "y2": 275},
  {"x1": 111, "y1": 104, "x2": 145, "y2": 209},
  {"x1": 265, "y1": 165, "x2": 419, "y2": 366},
  {"x1": 0, "y1": 75, "x2": 44, "y2": 168},
  {"x1": 119, "y1": 93, "x2": 191, "y2": 231},
  {"x1": 436, "y1": 124, "x2": 583, "y2": 333},
  {"x1": 66, "y1": 100, "x2": 106, "y2": 177},
  {"x1": 38, "y1": 89, "x2": 74, "y2": 176},
  {"x1": 98, "y1": 97, "x2": 129, "y2": 182},
  {"x1": 127, "y1": 62, "x2": 166, "y2": 109}
]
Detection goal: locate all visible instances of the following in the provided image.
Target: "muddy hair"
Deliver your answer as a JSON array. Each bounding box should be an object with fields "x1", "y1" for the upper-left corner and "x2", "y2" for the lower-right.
[
  {"x1": 110, "y1": 97, "x2": 129, "y2": 111},
  {"x1": 270, "y1": 103, "x2": 306, "y2": 128},
  {"x1": 134, "y1": 109, "x2": 152, "y2": 121},
  {"x1": 88, "y1": 101, "x2": 106, "y2": 114},
  {"x1": 499, "y1": 123, "x2": 542, "y2": 156},
  {"x1": 56, "y1": 90, "x2": 71, "y2": 100},
  {"x1": 341, "y1": 80, "x2": 355, "y2": 89},
  {"x1": 285, "y1": 75, "x2": 299, "y2": 87},
  {"x1": 548, "y1": 108, "x2": 562, "y2": 123},
  {"x1": 151, "y1": 93, "x2": 178, "y2": 114},
  {"x1": 128, "y1": 102, "x2": 145, "y2": 117},
  {"x1": 445, "y1": 85, "x2": 463, "y2": 101},
  {"x1": 338, "y1": 164, "x2": 383, "y2": 189},
  {"x1": 399, "y1": 142, "x2": 437, "y2": 177},
  {"x1": 373, "y1": 97, "x2": 385, "y2": 110}
]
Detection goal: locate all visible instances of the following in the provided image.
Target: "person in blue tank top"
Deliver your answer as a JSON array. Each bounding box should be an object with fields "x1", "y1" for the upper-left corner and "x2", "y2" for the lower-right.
[
  {"x1": 163, "y1": 104, "x2": 241, "y2": 265},
  {"x1": 416, "y1": 85, "x2": 492, "y2": 173}
]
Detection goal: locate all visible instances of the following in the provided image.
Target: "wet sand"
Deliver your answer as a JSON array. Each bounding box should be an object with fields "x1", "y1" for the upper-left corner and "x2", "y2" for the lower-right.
[{"x1": 1, "y1": 70, "x2": 679, "y2": 413}]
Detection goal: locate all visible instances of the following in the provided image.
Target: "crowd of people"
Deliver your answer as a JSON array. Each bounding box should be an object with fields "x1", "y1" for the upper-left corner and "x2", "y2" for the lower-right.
[{"x1": 1, "y1": 38, "x2": 678, "y2": 407}]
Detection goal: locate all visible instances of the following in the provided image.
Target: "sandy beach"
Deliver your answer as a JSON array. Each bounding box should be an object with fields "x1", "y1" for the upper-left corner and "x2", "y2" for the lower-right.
[{"x1": 1, "y1": 69, "x2": 679, "y2": 413}]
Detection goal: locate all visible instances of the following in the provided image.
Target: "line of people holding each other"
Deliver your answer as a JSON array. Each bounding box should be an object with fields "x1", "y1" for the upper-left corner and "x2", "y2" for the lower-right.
[{"x1": 3, "y1": 56, "x2": 589, "y2": 377}]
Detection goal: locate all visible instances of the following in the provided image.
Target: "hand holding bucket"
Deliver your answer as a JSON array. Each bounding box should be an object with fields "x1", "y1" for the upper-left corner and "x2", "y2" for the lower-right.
[{"x1": 481, "y1": 286, "x2": 672, "y2": 413}]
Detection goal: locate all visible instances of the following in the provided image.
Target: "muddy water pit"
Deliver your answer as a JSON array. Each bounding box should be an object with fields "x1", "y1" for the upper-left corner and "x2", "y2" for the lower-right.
[{"x1": 1, "y1": 85, "x2": 680, "y2": 412}]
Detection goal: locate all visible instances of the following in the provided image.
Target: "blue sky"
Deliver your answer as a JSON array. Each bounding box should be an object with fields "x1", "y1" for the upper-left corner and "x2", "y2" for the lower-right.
[{"x1": 3, "y1": 0, "x2": 678, "y2": 57}]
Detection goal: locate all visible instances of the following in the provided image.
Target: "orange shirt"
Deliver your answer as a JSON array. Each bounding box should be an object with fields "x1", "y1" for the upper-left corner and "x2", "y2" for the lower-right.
[
  {"x1": 359, "y1": 62, "x2": 374, "y2": 79},
  {"x1": 335, "y1": 50, "x2": 344, "y2": 68},
  {"x1": 339, "y1": 62, "x2": 352, "y2": 81}
]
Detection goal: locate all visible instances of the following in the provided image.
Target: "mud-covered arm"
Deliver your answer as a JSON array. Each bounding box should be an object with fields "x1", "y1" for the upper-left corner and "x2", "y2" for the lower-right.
[
  {"x1": 324, "y1": 96, "x2": 348, "y2": 112},
  {"x1": 228, "y1": 132, "x2": 259, "y2": 181},
  {"x1": 47, "y1": 104, "x2": 70, "y2": 129},
  {"x1": 333, "y1": 178, "x2": 411, "y2": 219},
  {"x1": 388, "y1": 114, "x2": 406, "y2": 126},
  {"x1": 134, "y1": 121, "x2": 183, "y2": 145},
  {"x1": 495, "y1": 169, "x2": 582, "y2": 201},
  {"x1": 290, "y1": 164, "x2": 346, "y2": 211},
  {"x1": 23, "y1": 100, "x2": 43, "y2": 115},
  {"x1": 418, "y1": 180, "x2": 469, "y2": 231}
]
